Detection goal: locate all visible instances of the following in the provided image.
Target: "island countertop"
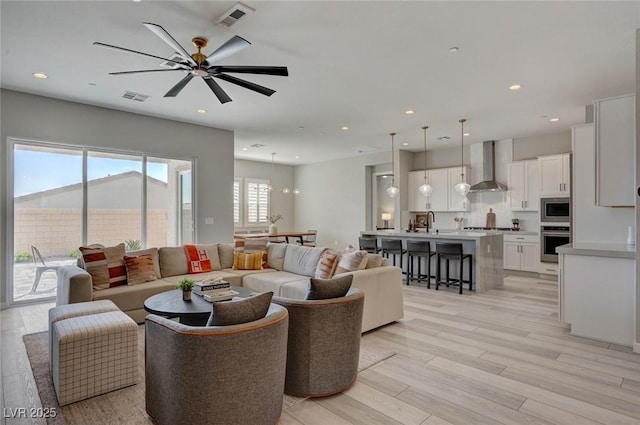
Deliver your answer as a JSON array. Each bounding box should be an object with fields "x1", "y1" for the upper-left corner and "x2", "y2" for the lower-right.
[
  {"x1": 361, "y1": 230, "x2": 504, "y2": 293},
  {"x1": 556, "y1": 242, "x2": 635, "y2": 259}
]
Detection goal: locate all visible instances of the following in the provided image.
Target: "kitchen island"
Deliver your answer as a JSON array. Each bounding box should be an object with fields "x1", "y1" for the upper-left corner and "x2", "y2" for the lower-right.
[{"x1": 361, "y1": 230, "x2": 504, "y2": 293}]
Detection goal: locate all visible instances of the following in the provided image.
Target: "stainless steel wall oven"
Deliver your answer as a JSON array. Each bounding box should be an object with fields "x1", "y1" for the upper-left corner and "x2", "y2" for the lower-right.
[{"x1": 540, "y1": 225, "x2": 570, "y2": 263}]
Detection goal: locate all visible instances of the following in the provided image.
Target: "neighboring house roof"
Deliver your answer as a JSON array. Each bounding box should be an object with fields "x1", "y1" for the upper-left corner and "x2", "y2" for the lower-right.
[{"x1": 15, "y1": 171, "x2": 167, "y2": 202}]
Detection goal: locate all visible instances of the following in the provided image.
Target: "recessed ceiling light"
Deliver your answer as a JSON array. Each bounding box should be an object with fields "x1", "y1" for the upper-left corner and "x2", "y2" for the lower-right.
[
  {"x1": 509, "y1": 84, "x2": 522, "y2": 91},
  {"x1": 402, "y1": 142, "x2": 409, "y2": 146},
  {"x1": 295, "y1": 155, "x2": 300, "y2": 159},
  {"x1": 197, "y1": 109, "x2": 207, "y2": 114},
  {"x1": 405, "y1": 110, "x2": 415, "y2": 115},
  {"x1": 449, "y1": 47, "x2": 459, "y2": 53},
  {"x1": 298, "y1": 126, "x2": 304, "y2": 130},
  {"x1": 242, "y1": 147, "x2": 248, "y2": 151},
  {"x1": 549, "y1": 117, "x2": 560, "y2": 122},
  {"x1": 341, "y1": 126, "x2": 349, "y2": 131},
  {"x1": 32, "y1": 72, "x2": 48, "y2": 79},
  {"x1": 382, "y1": 175, "x2": 388, "y2": 179},
  {"x1": 463, "y1": 133, "x2": 470, "y2": 137}
]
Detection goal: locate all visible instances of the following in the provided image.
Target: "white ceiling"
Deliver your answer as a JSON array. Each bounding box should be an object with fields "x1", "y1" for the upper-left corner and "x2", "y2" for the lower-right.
[{"x1": 1, "y1": 1, "x2": 639, "y2": 165}]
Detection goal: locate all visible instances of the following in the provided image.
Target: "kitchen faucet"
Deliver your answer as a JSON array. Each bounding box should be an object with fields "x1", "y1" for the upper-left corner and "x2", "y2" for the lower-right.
[{"x1": 426, "y1": 210, "x2": 435, "y2": 233}]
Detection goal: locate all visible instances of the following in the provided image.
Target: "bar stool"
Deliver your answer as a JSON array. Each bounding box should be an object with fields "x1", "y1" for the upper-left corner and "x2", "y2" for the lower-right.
[
  {"x1": 406, "y1": 240, "x2": 436, "y2": 286},
  {"x1": 359, "y1": 237, "x2": 380, "y2": 254},
  {"x1": 435, "y1": 242, "x2": 473, "y2": 294},
  {"x1": 381, "y1": 239, "x2": 407, "y2": 273}
]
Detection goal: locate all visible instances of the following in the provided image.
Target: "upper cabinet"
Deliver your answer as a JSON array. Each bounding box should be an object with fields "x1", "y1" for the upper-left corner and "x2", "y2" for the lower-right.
[
  {"x1": 539, "y1": 154, "x2": 570, "y2": 196},
  {"x1": 507, "y1": 160, "x2": 539, "y2": 211},
  {"x1": 407, "y1": 166, "x2": 469, "y2": 212},
  {"x1": 594, "y1": 94, "x2": 635, "y2": 207}
]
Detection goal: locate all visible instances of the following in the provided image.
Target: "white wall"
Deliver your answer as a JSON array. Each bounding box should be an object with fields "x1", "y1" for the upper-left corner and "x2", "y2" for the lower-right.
[
  {"x1": 233, "y1": 159, "x2": 295, "y2": 231},
  {"x1": 572, "y1": 123, "x2": 635, "y2": 243},
  {"x1": 514, "y1": 131, "x2": 572, "y2": 160},
  {"x1": 1, "y1": 89, "x2": 234, "y2": 305},
  {"x1": 293, "y1": 150, "x2": 390, "y2": 249}
]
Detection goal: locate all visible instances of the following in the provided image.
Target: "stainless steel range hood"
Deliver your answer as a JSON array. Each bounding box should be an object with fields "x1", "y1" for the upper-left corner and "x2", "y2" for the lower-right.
[{"x1": 468, "y1": 141, "x2": 508, "y2": 192}]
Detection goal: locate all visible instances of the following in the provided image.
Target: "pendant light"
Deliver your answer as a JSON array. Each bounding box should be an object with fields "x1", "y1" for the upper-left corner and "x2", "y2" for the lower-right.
[
  {"x1": 386, "y1": 132, "x2": 399, "y2": 198},
  {"x1": 266, "y1": 153, "x2": 275, "y2": 192},
  {"x1": 454, "y1": 118, "x2": 470, "y2": 196},
  {"x1": 418, "y1": 125, "x2": 433, "y2": 196}
]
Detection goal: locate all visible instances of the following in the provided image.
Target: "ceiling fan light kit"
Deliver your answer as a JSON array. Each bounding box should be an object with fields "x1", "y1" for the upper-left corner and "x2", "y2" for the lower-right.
[{"x1": 94, "y1": 22, "x2": 288, "y2": 104}]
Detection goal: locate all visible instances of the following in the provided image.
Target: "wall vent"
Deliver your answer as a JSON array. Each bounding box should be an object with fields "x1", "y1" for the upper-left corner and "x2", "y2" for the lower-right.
[
  {"x1": 354, "y1": 145, "x2": 381, "y2": 154},
  {"x1": 216, "y1": 2, "x2": 255, "y2": 28},
  {"x1": 436, "y1": 136, "x2": 451, "y2": 141},
  {"x1": 122, "y1": 91, "x2": 150, "y2": 102},
  {"x1": 250, "y1": 143, "x2": 265, "y2": 148}
]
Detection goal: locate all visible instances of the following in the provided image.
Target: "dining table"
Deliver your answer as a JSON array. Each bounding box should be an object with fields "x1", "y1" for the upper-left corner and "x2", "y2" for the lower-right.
[{"x1": 233, "y1": 231, "x2": 315, "y2": 244}]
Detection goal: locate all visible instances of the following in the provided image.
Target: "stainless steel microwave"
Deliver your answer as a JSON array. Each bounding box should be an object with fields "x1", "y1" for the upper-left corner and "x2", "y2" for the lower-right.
[{"x1": 540, "y1": 197, "x2": 570, "y2": 223}]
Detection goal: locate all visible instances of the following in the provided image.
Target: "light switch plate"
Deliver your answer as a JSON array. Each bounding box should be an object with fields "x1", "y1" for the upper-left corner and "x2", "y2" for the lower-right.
[{"x1": 205, "y1": 217, "x2": 214, "y2": 225}]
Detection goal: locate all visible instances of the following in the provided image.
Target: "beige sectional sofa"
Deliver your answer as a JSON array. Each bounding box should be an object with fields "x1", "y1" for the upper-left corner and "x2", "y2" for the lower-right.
[{"x1": 57, "y1": 243, "x2": 404, "y2": 332}]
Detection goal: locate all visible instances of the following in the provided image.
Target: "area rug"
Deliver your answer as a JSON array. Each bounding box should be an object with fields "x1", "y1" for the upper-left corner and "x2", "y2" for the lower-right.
[{"x1": 24, "y1": 326, "x2": 395, "y2": 425}]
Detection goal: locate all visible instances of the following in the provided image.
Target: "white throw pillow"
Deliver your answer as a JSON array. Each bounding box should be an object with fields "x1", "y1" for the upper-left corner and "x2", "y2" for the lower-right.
[{"x1": 335, "y1": 247, "x2": 368, "y2": 275}]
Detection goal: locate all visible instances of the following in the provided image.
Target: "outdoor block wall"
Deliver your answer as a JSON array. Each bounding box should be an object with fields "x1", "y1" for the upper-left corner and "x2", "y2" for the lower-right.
[{"x1": 14, "y1": 208, "x2": 168, "y2": 257}]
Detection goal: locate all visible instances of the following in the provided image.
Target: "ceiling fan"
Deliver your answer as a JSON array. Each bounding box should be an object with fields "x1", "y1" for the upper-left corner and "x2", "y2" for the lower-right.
[{"x1": 93, "y1": 22, "x2": 288, "y2": 103}]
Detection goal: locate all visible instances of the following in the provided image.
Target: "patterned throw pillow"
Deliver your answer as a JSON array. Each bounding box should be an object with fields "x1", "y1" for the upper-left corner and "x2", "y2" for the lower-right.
[
  {"x1": 79, "y1": 243, "x2": 127, "y2": 290},
  {"x1": 207, "y1": 292, "x2": 274, "y2": 326},
  {"x1": 243, "y1": 238, "x2": 270, "y2": 269},
  {"x1": 184, "y1": 244, "x2": 213, "y2": 274},
  {"x1": 233, "y1": 251, "x2": 264, "y2": 270},
  {"x1": 334, "y1": 247, "x2": 368, "y2": 275},
  {"x1": 124, "y1": 254, "x2": 158, "y2": 285},
  {"x1": 314, "y1": 249, "x2": 339, "y2": 279},
  {"x1": 305, "y1": 275, "x2": 353, "y2": 300}
]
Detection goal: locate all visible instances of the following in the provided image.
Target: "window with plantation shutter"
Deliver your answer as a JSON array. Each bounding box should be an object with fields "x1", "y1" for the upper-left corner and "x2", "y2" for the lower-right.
[
  {"x1": 246, "y1": 178, "x2": 269, "y2": 224},
  {"x1": 233, "y1": 178, "x2": 241, "y2": 225}
]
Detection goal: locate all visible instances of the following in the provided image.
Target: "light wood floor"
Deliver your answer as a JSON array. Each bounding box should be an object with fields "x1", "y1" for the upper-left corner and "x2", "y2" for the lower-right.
[{"x1": 2, "y1": 276, "x2": 639, "y2": 425}]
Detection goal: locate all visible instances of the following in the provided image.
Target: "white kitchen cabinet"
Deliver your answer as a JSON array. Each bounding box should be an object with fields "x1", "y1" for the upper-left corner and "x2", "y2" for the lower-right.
[
  {"x1": 503, "y1": 234, "x2": 539, "y2": 272},
  {"x1": 507, "y1": 160, "x2": 539, "y2": 211},
  {"x1": 447, "y1": 166, "x2": 470, "y2": 212},
  {"x1": 539, "y1": 154, "x2": 570, "y2": 196},
  {"x1": 407, "y1": 167, "x2": 469, "y2": 212},
  {"x1": 594, "y1": 94, "x2": 635, "y2": 207}
]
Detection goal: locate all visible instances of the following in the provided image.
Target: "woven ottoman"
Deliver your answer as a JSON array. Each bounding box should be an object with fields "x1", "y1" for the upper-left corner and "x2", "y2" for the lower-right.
[
  {"x1": 51, "y1": 310, "x2": 138, "y2": 406},
  {"x1": 48, "y1": 300, "x2": 120, "y2": 371}
]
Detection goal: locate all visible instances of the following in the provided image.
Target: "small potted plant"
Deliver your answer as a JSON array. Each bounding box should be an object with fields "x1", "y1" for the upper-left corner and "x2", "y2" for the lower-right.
[
  {"x1": 267, "y1": 213, "x2": 283, "y2": 235},
  {"x1": 177, "y1": 278, "x2": 195, "y2": 301},
  {"x1": 511, "y1": 218, "x2": 520, "y2": 231}
]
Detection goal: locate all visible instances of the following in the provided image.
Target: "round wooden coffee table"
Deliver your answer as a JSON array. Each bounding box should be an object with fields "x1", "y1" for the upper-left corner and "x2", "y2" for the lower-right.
[{"x1": 144, "y1": 287, "x2": 255, "y2": 326}]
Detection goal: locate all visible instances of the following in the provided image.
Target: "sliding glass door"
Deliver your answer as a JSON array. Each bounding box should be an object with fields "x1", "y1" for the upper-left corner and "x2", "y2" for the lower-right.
[{"x1": 9, "y1": 140, "x2": 194, "y2": 304}]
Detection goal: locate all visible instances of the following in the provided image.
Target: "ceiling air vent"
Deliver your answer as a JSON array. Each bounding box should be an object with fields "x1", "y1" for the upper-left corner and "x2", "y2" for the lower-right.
[
  {"x1": 216, "y1": 2, "x2": 255, "y2": 28},
  {"x1": 159, "y1": 53, "x2": 186, "y2": 69},
  {"x1": 122, "y1": 91, "x2": 150, "y2": 102}
]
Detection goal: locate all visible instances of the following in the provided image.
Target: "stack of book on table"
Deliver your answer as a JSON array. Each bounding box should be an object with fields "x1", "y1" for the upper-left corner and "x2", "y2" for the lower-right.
[{"x1": 193, "y1": 280, "x2": 238, "y2": 302}]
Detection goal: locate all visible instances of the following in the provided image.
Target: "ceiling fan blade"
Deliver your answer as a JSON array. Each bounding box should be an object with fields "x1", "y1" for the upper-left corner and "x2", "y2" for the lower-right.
[
  {"x1": 203, "y1": 77, "x2": 232, "y2": 104},
  {"x1": 214, "y1": 74, "x2": 276, "y2": 97},
  {"x1": 93, "y1": 42, "x2": 191, "y2": 68},
  {"x1": 143, "y1": 22, "x2": 197, "y2": 67},
  {"x1": 164, "y1": 73, "x2": 195, "y2": 97},
  {"x1": 212, "y1": 66, "x2": 289, "y2": 76},
  {"x1": 203, "y1": 35, "x2": 251, "y2": 67},
  {"x1": 109, "y1": 69, "x2": 187, "y2": 76}
]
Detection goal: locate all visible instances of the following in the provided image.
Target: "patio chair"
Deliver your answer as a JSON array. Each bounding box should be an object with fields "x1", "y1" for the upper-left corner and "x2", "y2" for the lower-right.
[{"x1": 30, "y1": 245, "x2": 60, "y2": 293}]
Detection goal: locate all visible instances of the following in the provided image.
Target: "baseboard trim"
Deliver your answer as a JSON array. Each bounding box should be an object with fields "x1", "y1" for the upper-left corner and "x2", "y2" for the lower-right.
[{"x1": 634, "y1": 342, "x2": 640, "y2": 354}]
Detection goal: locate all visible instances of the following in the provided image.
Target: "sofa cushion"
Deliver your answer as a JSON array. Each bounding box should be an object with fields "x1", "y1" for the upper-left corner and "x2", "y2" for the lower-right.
[
  {"x1": 206, "y1": 292, "x2": 273, "y2": 326},
  {"x1": 266, "y1": 243, "x2": 287, "y2": 270},
  {"x1": 364, "y1": 253, "x2": 384, "y2": 269},
  {"x1": 306, "y1": 275, "x2": 353, "y2": 300},
  {"x1": 124, "y1": 254, "x2": 158, "y2": 285},
  {"x1": 283, "y1": 245, "x2": 325, "y2": 277},
  {"x1": 335, "y1": 247, "x2": 368, "y2": 275},
  {"x1": 242, "y1": 271, "x2": 308, "y2": 295},
  {"x1": 80, "y1": 243, "x2": 127, "y2": 290},
  {"x1": 158, "y1": 247, "x2": 188, "y2": 277},
  {"x1": 218, "y1": 243, "x2": 235, "y2": 269},
  {"x1": 314, "y1": 249, "x2": 339, "y2": 279},
  {"x1": 127, "y1": 247, "x2": 161, "y2": 278},
  {"x1": 204, "y1": 244, "x2": 222, "y2": 271},
  {"x1": 92, "y1": 279, "x2": 176, "y2": 312},
  {"x1": 233, "y1": 251, "x2": 263, "y2": 270}
]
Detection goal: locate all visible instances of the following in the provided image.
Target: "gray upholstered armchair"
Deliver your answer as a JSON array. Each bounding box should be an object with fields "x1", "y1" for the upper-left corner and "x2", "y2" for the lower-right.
[
  {"x1": 144, "y1": 304, "x2": 289, "y2": 425},
  {"x1": 272, "y1": 287, "x2": 364, "y2": 397}
]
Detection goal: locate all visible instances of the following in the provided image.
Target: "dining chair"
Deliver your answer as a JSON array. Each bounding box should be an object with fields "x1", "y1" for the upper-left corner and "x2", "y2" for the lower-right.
[{"x1": 300, "y1": 230, "x2": 317, "y2": 247}]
